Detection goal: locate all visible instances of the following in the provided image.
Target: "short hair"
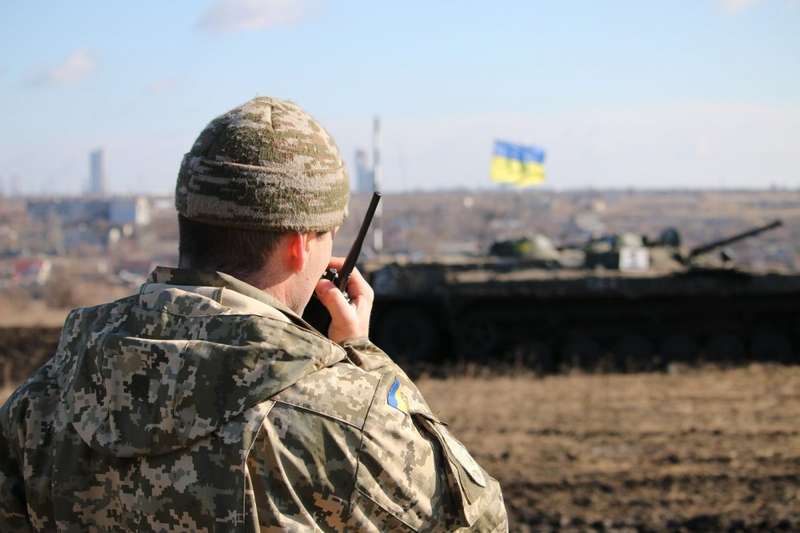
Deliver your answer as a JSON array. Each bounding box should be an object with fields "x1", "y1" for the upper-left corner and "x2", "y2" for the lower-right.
[{"x1": 178, "y1": 215, "x2": 284, "y2": 278}]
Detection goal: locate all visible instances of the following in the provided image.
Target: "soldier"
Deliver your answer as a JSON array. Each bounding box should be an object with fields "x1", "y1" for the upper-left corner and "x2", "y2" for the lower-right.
[{"x1": 0, "y1": 97, "x2": 507, "y2": 531}]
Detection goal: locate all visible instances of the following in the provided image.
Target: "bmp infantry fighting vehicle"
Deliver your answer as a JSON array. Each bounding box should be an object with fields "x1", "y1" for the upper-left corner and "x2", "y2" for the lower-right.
[{"x1": 365, "y1": 219, "x2": 799, "y2": 372}]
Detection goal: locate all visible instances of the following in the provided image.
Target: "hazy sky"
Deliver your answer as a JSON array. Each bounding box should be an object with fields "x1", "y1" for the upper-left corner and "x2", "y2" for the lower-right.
[{"x1": 1, "y1": 0, "x2": 798, "y2": 194}]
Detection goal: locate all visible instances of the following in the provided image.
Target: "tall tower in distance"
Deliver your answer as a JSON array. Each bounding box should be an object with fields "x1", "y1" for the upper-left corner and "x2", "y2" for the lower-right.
[
  {"x1": 88, "y1": 148, "x2": 107, "y2": 197},
  {"x1": 354, "y1": 149, "x2": 373, "y2": 193}
]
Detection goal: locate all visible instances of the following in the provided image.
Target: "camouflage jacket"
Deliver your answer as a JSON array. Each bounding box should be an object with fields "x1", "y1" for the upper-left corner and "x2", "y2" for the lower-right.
[{"x1": 0, "y1": 267, "x2": 507, "y2": 532}]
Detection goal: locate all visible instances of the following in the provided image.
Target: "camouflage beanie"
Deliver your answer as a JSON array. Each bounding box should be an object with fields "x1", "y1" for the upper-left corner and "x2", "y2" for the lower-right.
[{"x1": 175, "y1": 97, "x2": 349, "y2": 232}]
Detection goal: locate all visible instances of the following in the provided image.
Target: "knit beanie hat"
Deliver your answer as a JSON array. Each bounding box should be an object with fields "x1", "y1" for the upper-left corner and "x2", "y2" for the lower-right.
[{"x1": 175, "y1": 97, "x2": 349, "y2": 232}]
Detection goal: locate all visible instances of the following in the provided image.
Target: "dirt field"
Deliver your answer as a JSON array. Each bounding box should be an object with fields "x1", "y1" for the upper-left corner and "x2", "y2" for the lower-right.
[
  {"x1": 1, "y1": 328, "x2": 798, "y2": 532},
  {"x1": 418, "y1": 367, "x2": 800, "y2": 532},
  {"x1": 0, "y1": 327, "x2": 62, "y2": 388}
]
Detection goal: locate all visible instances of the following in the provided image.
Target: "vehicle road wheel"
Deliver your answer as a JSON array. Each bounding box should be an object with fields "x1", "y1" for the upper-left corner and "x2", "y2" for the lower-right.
[
  {"x1": 374, "y1": 307, "x2": 441, "y2": 363},
  {"x1": 750, "y1": 329, "x2": 793, "y2": 363},
  {"x1": 455, "y1": 313, "x2": 501, "y2": 362},
  {"x1": 705, "y1": 334, "x2": 746, "y2": 364},
  {"x1": 562, "y1": 335, "x2": 602, "y2": 372},
  {"x1": 660, "y1": 334, "x2": 698, "y2": 366},
  {"x1": 508, "y1": 339, "x2": 555, "y2": 375},
  {"x1": 614, "y1": 335, "x2": 659, "y2": 373}
]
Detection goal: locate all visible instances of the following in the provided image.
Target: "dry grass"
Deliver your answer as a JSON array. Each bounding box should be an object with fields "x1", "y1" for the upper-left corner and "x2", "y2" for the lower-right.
[
  {"x1": 0, "y1": 282, "x2": 131, "y2": 327},
  {"x1": 417, "y1": 364, "x2": 800, "y2": 531},
  {"x1": 0, "y1": 299, "x2": 70, "y2": 327}
]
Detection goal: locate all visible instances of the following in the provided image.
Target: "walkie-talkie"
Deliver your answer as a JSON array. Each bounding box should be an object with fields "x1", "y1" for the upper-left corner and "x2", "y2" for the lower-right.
[{"x1": 303, "y1": 192, "x2": 382, "y2": 334}]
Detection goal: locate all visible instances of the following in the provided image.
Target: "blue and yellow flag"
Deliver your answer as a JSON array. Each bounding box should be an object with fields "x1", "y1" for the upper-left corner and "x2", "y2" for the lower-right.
[{"x1": 490, "y1": 140, "x2": 546, "y2": 186}]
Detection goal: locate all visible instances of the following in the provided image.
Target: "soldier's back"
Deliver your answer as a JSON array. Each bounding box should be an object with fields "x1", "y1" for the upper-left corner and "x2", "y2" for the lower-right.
[{"x1": 0, "y1": 294, "x2": 507, "y2": 532}]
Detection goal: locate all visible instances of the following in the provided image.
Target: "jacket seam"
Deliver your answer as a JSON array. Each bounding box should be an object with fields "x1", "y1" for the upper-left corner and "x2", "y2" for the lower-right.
[
  {"x1": 241, "y1": 400, "x2": 276, "y2": 527},
  {"x1": 348, "y1": 376, "x2": 383, "y2": 519},
  {"x1": 272, "y1": 399, "x2": 365, "y2": 431},
  {"x1": 354, "y1": 487, "x2": 417, "y2": 531}
]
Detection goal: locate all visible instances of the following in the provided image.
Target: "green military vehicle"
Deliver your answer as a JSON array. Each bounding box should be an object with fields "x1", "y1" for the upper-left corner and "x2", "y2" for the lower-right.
[{"x1": 366, "y1": 220, "x2": 798, "y2": 372}]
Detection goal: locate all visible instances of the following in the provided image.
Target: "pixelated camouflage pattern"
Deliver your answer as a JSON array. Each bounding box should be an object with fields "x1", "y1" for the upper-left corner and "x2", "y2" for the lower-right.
[
  {"x1": 1, "y1": 267, "x2": 507, "y2": 532},
  {"x1": 176, "y1": 96, "x2": 350, "y2": 232}
]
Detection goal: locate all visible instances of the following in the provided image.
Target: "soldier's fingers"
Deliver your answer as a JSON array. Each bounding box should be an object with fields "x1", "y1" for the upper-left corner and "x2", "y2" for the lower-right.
[
  {"x1": 315, "y1": 279, "x2": 353, "y2": 318},
  {"x1": 345, "y1": 267, "x2": 374, "y2": 302}
]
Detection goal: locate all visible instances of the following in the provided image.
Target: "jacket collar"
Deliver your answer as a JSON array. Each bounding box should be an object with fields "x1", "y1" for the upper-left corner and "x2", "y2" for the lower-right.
[{"x1": 148, "y1": 266, "x2": 317, "y2": 331}]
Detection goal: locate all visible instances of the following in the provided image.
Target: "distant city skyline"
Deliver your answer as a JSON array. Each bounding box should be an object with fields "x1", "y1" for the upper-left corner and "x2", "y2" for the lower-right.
[{"x1": 0, "y1": 1, "x2": 798, "y2": 194}]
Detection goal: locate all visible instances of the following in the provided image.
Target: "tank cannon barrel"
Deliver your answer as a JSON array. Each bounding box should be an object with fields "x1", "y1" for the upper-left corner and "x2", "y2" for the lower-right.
[{"x1": 686, "y1": 219, "x2": 783, "y2": 262}]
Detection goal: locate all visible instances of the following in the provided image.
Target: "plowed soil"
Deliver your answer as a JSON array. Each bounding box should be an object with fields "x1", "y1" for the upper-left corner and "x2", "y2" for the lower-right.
[
  {"x1": 418, "y1": 367, "x2": 800, "y2": 532},
  {"x1": 1, "y1": 327, "x2": 798, "y2": 531},
  {"x1": 0, "y1": 327, "x2": 60, "y2": 389}
]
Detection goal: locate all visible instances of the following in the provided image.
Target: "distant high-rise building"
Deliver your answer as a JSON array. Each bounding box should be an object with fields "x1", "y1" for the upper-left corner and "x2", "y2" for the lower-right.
[
  {"x1": 354, "y1": 149, "x2": 373, "y2": 193},
  {"x1": 89, "y1": 148, "x2": 107, "y2": 196}
]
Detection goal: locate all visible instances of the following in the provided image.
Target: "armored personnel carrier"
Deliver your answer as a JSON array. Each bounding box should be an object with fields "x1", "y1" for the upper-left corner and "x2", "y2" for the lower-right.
[{"x1": 365, "y1": 220, "x2": 799, "y2": 372}]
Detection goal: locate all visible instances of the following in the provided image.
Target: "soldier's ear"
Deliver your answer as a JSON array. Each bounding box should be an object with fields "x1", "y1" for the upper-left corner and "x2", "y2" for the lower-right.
[{"x1": 285, "y1": 232, "x2": 310, "y2": 273}]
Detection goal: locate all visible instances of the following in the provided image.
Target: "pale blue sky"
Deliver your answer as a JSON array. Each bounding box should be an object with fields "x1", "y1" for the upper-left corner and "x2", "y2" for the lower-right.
[{"x1": 1, "y1": 0, "x2": 798, "y2": 194}]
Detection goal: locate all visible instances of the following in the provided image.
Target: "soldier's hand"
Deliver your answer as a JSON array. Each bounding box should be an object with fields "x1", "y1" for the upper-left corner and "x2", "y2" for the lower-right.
[{"x1": 314, "y1": 257, "x2": 373, "y2": 344}]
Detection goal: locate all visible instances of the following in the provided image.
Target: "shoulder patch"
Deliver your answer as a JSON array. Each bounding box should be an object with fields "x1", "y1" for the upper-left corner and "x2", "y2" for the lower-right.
[{"x1": 387, "y1": 377, "x2": 409, "y2": 414}]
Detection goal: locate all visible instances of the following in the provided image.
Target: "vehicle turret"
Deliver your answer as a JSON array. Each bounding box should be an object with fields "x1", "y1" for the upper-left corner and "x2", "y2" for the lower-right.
[{"x1": 489, "y1": 234, "x2": 562, "y2": 267}]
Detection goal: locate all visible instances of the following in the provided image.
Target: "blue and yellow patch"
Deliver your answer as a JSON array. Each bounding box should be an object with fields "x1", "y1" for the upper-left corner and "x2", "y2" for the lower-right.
[
  {"x1": 387, "y1": 377, "x2": 409, "y2": 414},
  {"x1": 490, "y1": 140, "x2": 546, "y2": 187}
]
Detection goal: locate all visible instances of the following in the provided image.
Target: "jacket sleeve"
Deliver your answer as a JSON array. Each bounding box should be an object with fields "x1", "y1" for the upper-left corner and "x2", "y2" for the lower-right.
[
  {"x1": 343, "y1": 340, "x2": 508, "y2": 532},
  {"x1": 0, "y1": 402, "x2": 32, "y2": 531}
]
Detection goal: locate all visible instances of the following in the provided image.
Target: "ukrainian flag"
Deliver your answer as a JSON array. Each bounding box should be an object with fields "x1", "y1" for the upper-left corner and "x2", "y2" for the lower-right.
[{"x1": 490, "y1": 140, "x2": 546, "y2": 186}]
